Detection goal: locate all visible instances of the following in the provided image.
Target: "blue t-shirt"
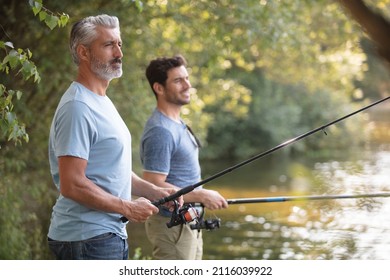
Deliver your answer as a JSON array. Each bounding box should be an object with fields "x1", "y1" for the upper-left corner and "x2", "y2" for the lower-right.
[
  {"x1": 140, "y1": 109, "x2": 201, "y2": 188},
  {"x1": 48, "y1": 82, "x2": 131, "y2": 241}
]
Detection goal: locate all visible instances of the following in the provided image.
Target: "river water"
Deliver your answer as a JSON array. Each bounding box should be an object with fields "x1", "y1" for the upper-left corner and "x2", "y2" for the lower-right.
[
  {"x1": 128, "y1": 103, "x2": 390, "y2": 260},
  {"x1": 202, "y1": 145, "x2": 390, "y2": 260}
]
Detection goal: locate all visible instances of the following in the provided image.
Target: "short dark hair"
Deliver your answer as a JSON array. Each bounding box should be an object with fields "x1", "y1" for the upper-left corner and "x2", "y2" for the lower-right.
[{"x1": 145, "y1": 55, "x2": 187, "y2": 98}]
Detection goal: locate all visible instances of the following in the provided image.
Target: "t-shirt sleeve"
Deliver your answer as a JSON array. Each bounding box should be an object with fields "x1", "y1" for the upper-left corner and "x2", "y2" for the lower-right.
[
  {"x1": 141, "y1": 126, "x2": 175, "y2": 175},
  {"x1": 54, "y1": 101, "x2": 97, "y2": 160}
]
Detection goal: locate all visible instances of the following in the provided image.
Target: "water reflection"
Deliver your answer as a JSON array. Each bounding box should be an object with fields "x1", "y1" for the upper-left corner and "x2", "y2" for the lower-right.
[{"x1": 203, "y1": 145, "x2": 390, "y2": 260}]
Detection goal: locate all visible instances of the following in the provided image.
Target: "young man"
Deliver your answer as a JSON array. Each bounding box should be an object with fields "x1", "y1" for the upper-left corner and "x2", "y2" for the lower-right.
[
  {"x1": 47, "y1": 15, "x2": 179, "y2": 260},
  {"x1": 141, "y1": 55, "x2": 228, "y2": 259}
]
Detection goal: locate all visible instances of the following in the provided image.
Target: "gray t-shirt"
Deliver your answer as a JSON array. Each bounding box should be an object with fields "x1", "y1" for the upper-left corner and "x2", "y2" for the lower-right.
[
  {"x1": 140, "y1": 109, "x2": 201, "y2": 188},
  {"x1": 48, "y1": 82, "x2": 131, "y2": 241}
]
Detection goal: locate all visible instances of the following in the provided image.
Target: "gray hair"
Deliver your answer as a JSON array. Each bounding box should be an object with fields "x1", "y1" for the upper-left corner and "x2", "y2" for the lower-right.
[{"x1": 70, "y1": 14, "x2": 120, "y2": 65}]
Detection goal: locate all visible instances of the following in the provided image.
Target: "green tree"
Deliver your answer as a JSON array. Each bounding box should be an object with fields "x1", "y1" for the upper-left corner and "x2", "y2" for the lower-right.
[
  {"x1": 1, "y1": 0, "x2": 69, "y2": 146},
  {"x1": 0, "y1": 0, "x2": 69, "y2": 259}
]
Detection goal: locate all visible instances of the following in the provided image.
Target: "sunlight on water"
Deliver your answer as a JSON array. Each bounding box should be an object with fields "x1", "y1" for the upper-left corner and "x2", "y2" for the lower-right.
[
  {"x1": 310, "y1": 149, "x2": 390, "y2": 259},
  {"x1": 202, "y1": 145, "x2": 390, "y2": 260}
]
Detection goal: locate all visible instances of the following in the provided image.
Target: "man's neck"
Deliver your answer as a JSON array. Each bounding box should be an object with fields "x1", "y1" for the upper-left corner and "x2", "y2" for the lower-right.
[
  {"x1": 157, "y1": 104, "x2": 181, "y2": 123},
  {"x1": 76, "y1": 69, "x2": 109, "y2": 96}
]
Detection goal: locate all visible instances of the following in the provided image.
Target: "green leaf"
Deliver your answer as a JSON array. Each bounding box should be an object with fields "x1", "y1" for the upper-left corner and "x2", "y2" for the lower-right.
[
  {"x1": 6, "y1": 42, "x2": 14, "y2": 49},
  {"x1": 21, "y1": 60, "x2": 34, "y2": 80},
  {"x1": 7, "y1": 50, "x2": 20, "y2": 69},
  {"x1": 30, "y1": 0, "x2": 42, "y2": 15},
  {"x1": 4, "y1": 41, "x2": 14, "y2": 49},
  {"x1": 33, "y1": 70, "x2": 41, "y2": 83},
  {"x1": 38, "y1": 10, "x2": 47, "y2": 22},
  {"x1": 16, "y1": 90, "x2": 23, "y2": 100},
  {"x1": 45, "y1": 15, "x2": 59, "y2": 30},
  {"x1": 59, "y1": 14, "x2": 69, "y2": 27},
  {"x1": 26, "y1": 49, "x2": 32, "y2": 59},
  {"x1": 6, "y1": 111, "x2": 15, "y2": 123}
]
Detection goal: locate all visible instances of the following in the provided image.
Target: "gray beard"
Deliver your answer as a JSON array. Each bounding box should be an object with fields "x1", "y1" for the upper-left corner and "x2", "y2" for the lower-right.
[{"x1": 91, "y1": 57, "x2": 122, "y2": 81}]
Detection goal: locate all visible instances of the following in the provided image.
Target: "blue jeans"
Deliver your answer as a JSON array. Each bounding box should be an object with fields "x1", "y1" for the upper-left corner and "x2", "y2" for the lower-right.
[{"x1": 48, "y1": 232, "x2": 128, "y2": 260}]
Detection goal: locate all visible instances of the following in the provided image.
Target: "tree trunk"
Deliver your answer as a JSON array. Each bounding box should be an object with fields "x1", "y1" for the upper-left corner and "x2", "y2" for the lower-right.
[{"x1": 337, "y1": 0, "x2": 390, "y2": 66}]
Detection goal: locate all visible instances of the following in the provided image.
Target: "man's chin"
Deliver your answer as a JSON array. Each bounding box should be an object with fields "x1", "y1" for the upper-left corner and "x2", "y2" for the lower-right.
[
  {"x1": 100, "y1": 70, "x2": 123, "y2": 81},
  {"x1": 180, "y1": 99, "x2": 191, "y2": 105}
]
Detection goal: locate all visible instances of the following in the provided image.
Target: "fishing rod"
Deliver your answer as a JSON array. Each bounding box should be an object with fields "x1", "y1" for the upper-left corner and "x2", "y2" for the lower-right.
[
  {"x1": 227, "y1": 192, "x2": 390, "y2": 204},
  {"x1": 120, "y1": 95, "x2": 390, "y2": 223},
  {"x1": 151, "y1": 95, "x2": 390, "y2": 205},
  {"x1": 189, "y1": 192, "x2": 390, "y2": 231}
]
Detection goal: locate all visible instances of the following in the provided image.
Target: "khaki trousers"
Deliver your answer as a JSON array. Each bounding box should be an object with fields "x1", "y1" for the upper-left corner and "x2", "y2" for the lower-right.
[{"x1": 145, "y1": 214, "x2": 203, "y2": 260}]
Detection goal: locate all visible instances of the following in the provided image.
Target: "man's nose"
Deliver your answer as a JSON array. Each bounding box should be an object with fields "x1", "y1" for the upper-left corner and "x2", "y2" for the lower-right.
[
  {"x1": 114, "y1": 44, "x2": 123, "y2": 58},
  {"x1": 184, "y1": 79, "x2": 191, "y2": 89}
]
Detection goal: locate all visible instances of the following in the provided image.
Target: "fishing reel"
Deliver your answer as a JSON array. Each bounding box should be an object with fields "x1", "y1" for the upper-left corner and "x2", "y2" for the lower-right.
[
  {"x1": 190, "y1": 217, "x2": 221, "y2": 231},
  {"x1": 166, "y1": 200, "x2": 221, "y2": 231},
  {"x1": 166, "y1": 200, "x2": 200, "y2": 228}
]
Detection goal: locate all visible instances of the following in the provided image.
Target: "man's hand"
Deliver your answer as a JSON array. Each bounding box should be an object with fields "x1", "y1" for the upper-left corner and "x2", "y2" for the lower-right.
[
  {"x1": 151, "y1": 186, "x2": 184, "y2": 211},
  {"x1": 193, "y1": 189, "x2": 228, "y2": 210},
  {"x1": 121, "y1": 197, "x2": 159, "y2": 222}
]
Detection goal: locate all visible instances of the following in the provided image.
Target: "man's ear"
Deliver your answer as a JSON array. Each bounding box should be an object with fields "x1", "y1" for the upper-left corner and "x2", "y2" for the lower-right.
[
  {"x1": 153, "y1": 82, "x2": 164, "y2": 97},
  {"x1": 77, "y1": 45, "x2": 89, "y2": 62}
]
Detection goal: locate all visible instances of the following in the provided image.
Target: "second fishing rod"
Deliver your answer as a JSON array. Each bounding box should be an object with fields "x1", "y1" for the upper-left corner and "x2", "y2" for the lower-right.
[{"x1": 120, "y1": 95, "x2": 390, "y2": 223}]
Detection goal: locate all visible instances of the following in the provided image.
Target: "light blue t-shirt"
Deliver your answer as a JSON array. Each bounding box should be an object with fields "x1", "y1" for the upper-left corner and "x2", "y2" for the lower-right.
[
  {"x1": 48, "y1": 82, "x2": 131, "y2": 241},
  {"x1": 140, "y1": 109, "x2": 201, "y2": 188}
]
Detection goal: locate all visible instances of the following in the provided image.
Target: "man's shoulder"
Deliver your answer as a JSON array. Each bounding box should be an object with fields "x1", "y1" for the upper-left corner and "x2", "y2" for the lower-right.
[
  {"x1": 142, "y1": 116, "x2": 177, "y2": 143},
  {"x1": 143, "y1": 122, "x2": 172, "y2": 138},
  {"x1": 145, "y1": 110, "x2": 172, "y2": 130},
  {"x1": 59, "y1": 82, "x2": 88, "y2": 105}
]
